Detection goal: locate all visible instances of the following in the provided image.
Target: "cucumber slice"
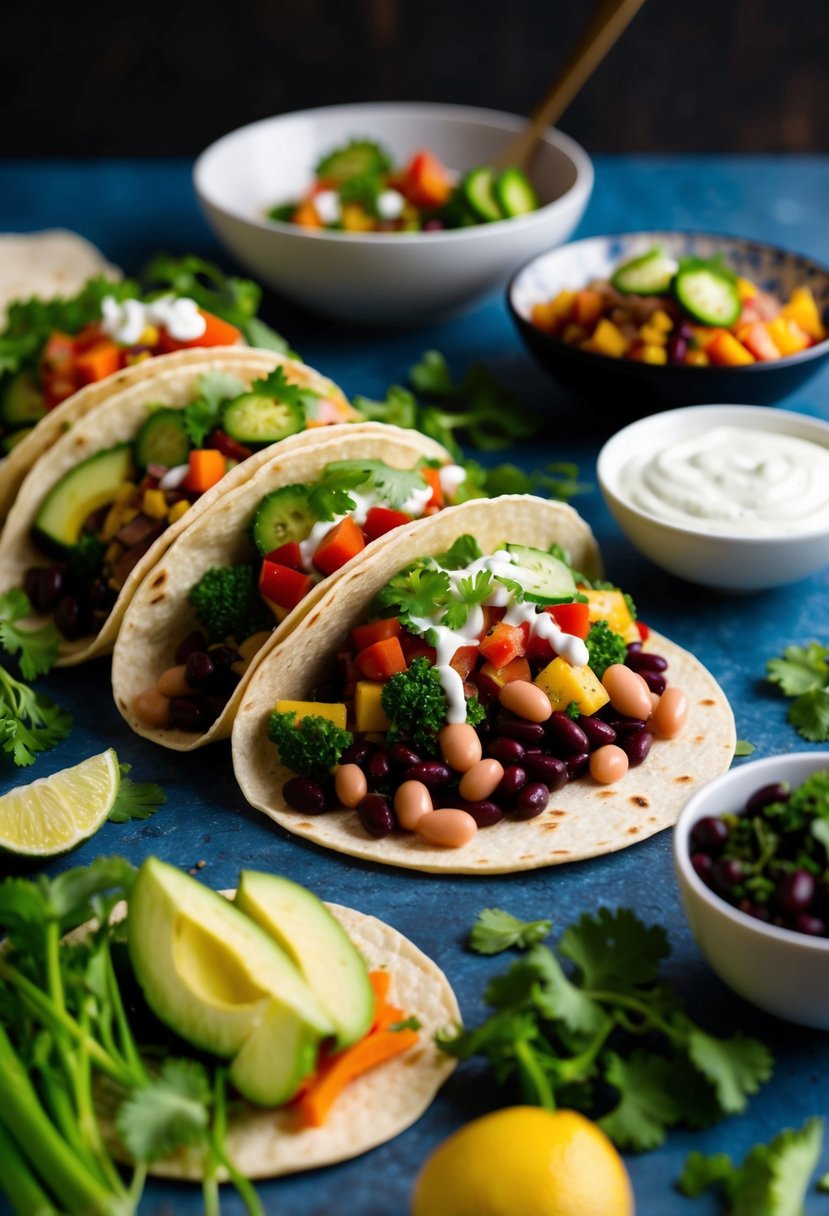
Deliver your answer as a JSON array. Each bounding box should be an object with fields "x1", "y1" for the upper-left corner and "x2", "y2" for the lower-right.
[
  {"x1": 0, "y1": 372, "x2": 46, "y2": 428},
  {"x1": 505, "y1": 544, "x2": 577, "y2": 604},
  {"x1": 223, "y1": 393, "x2": 304, "y2": 446},
  {"x1": 252, "y1": 485, "x2": 320, "y2": 556},
  {"x1": 493, "y1": 168, "x2": 539, "y2": 218},
  {"x1": 134, "y1": 408, "x2": 190, "y2": 470},
  {"x1": 462, "y1": 167, "x2": 503, "y2": 223},
  {"x1": 611, "y1": 248, "x2": 678, "y2": 296},
  {"x1": 315, "y1": 140, "x2": 392, "y2": 185},
  {"x1": 674, "y1": 264, "x2": 741, "y2": 327},
  {"x1": 33, "y1": 443, "x2": 134, "y2": 556},
  {"x1": 1, "y1": 426, "x2": 34, "y2": 454}
]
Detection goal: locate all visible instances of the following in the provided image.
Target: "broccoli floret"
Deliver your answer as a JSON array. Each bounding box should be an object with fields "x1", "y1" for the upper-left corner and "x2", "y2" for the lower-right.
[
  {"x1": 268, "y1": 711, "x2": 352, "y2": 778},
  {"x1": 586, "y1": 620, "x2": 628, "y2": 679},
  {"x1": 381, "y1": 657, "x2": 486, "y2": 753},
  {"x1": 189, "y1": 565, "x2": 273, "y2": 643}
]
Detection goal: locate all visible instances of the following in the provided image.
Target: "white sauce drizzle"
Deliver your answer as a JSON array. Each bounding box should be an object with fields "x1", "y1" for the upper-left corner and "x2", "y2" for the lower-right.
[
  {"x1": 376, "y1": 189, "x2": 405, "y2": 220},
  {"x1": 100, "y1": 294, "x2": 206, "y2": 344},
  {"x1": 438, "y1": 464, "x2": 468, "y2": 497},
  {"x1": 314, "y1": 191, "x2": 342, "y2": 226}
]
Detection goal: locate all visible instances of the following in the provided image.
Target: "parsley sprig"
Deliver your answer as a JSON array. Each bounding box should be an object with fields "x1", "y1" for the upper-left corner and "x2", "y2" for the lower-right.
[
  {"x1": 438, "y1": 907, "x2": 772, "y2": 1152},
  {"x1": 767, "y1": 641, "x2": 829, "y2": 742}
]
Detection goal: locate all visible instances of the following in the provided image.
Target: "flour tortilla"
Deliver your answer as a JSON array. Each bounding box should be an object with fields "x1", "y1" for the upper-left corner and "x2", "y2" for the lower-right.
[
  {"x1": 0, "y1": 350, "x2": 354, "y2": 667},
  {"x1": 112, "y1": 423, "x2": 452, "y2": 750},
  {"x1": 232, "y1": 496, "x2": 736, "y2": 874},
  {"x1": 0, "y1": 347, "x2": 284, "y2": 527},
  {"x1": 0, "y1": 230, "x2": 119, "y2": 328}
]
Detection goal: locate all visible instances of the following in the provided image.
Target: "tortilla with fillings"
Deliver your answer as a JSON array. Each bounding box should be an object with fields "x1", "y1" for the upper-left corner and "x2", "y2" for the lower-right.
[{"x1": 232, "y1": 495, "x2": 735, "y2": 874}]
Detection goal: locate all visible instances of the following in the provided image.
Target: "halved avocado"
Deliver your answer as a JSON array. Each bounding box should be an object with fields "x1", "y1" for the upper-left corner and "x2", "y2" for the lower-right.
[
  {"x1": 32, "y1": 443, "x2": 135, "y2": 556},
  {"x1": 235, "y1": 871, "x2": 375, "y2": 1050},
  {"x1": 127, "y1": 858, "x2": 334, "y2": 1059},
  {"x1": 229, "y1": 999, "x2": 319, "y2": 1106}
]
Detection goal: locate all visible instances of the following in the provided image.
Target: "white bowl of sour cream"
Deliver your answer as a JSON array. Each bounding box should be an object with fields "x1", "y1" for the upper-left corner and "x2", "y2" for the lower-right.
[{"x1": 598, "y1": 404, "x2": 829, "y2": 591}]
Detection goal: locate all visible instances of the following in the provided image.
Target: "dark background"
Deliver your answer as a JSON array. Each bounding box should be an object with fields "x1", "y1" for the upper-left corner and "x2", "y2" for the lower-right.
[{"x1": 2, "y1": 0, "x2": 827, "y2": 158}]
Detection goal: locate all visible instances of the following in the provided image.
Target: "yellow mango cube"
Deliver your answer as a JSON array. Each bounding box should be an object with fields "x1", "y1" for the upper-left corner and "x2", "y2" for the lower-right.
[
  {"x1": 638, "y1": 324, "x2": 668, "y2": 346},
  {"x1": 274, "y1": 701, "x2": 347, "y2": 729},
  {"x1": 640, "y1": 343, "x2": 668, "y2": 365},
  {"x1": 167, "y1": 500, "x2": 190, "y2": 524},
  {"x1": 590, "y1": 318, "x2": 628, "y2": 358},
  {"x1": 584, "y1": 589, "x2": 640, "y2": 643},
  {"x1": 766, "y1": 317, "x2": 811, "y2": 357},
  {"x1": 781, "y1": 287, "x2": 825, "y2": 342},
  {"x1": 534, "y1": 657, "x2": 609, "y2": 716},
  {"x1": 532, "y1": 301, "x2": 558, "y2": 332},
  {"x1": 354, "y1": 682, "x2": 391, "y2": 733},
  {"x1": 142, "y1": 488, "x2": 167, "y2": 519},
  {"x1": 649, "y1": 309, "x2": 674, "y2": 333},
  {"x1": 736, "y1": 276, "x2": 758, "y2": 302}
]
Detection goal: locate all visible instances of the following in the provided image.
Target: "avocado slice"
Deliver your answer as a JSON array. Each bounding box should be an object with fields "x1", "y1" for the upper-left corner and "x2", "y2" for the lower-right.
[
  {"x1": 229, "y1": 999, "x2": 319, "y2": 1106},
  {"x1": 127, "y1": 858, "x2": 334, "y2": 1059},
  {"x1": 33, "y1": 443, "x2": 135, "y2": 556},
  {"x1": 235, "y1": 871, "x2": 375, "y2": 1050},
  {"x1": 0, "y1": 372, "x2": 46, "y2": 428}
]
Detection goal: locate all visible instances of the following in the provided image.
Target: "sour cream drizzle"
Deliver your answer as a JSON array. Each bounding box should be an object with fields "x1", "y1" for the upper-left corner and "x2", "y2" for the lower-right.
[
  {"x1": 100, "y1": 294, "x2": 207, "y2": 345},
  {"x1": 410, "y1": 550, "x2": 589, "y2": 723},
  {"x1": 621, "y1": 426, "x2": 829, "y2": 535}
]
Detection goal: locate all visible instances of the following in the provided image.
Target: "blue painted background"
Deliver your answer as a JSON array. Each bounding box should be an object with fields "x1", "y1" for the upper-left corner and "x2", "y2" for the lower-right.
[{"x1": 1, "y1": 155, "x2": 828, "y2": 1214}]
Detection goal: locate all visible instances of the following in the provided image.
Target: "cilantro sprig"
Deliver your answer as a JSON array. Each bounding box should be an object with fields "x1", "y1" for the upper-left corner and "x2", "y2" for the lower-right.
[
  {"x1": 438, "y1": 907, "x2": 772, "y2": 1152},
  {"x1": 767, "y1": 641, "x2": 829, "y2": 742},
  {"x1": 0, "y1": 589, "x2": 60, "y2": 678},
  {"x1": 108, "y1": 763, "x2": 166, "y2": 823},
  {"x1": 0, "y1": 597, "x2": 72, "y2": 766},
  {"x1": 470, "y1": 909, "x2": 553, "y2": 955}
]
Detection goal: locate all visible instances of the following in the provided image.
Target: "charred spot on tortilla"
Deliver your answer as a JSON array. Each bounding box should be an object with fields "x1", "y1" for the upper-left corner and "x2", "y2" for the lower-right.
[
  {"x1": 630, "y1": 795, "x2": 648, "y2": 807},
  {"x1": 149, "y1": 594, "x2": 165, "y2": 605},
  {"x1": 627, "y1": 826, "x2": 639, "y2": 835},
  {"x1": 694, "y1": 734, "x2": 705, "y2": 743},
  {"x1": 598, "y1": 790, "x2": 617, "y2": 798},
  {"x1": 149, "y1": 570, "x2": 167, "y2": 589},
  {"x1": 552, "y1": 849, "x2": 571, "y2": 856},
  {"x1": 675, "y1": 775, "x2": 693, "y2": 783},
  {"x1": 699, "y1": 698, "x2": 716, "y2": 706},
  {"x1": 541, "y1": 822, "x2": 559, "y2": 832}
]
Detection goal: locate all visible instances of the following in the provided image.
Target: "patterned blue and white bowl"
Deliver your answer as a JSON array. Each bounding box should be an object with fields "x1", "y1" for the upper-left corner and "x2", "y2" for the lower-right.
[{"x1": 507, "y1": 231, "x2": 829, "y2": 413}]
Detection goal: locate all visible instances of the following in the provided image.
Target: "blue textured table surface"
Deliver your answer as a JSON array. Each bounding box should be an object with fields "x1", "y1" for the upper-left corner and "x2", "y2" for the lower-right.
[{"x1": 2, "y1": 156, "x2": 829, "y2": 1215}]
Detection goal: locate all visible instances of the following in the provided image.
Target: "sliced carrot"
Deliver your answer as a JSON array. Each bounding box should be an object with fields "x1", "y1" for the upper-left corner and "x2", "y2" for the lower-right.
[
  {"x1": 158, "y1": 308, "x2": 242, "y2": 353},
  {"x1": 313, "y1": 515, "x2": 366, "y2": 576},
  {"x1": 184, "y1": 449, "x2": 226, "y2": 493},
  {"x1": 297, "y1": 1026, "x2": 420, "y2": 1128},
  {"x1": 573, "y1": 289, "x2": 605, "y2": 329},
  {"x1": 352, "y1": 617, "x2": 403, "y2": 653},
  {"x1": 368, "y1": 970, "x2": 391, "y2": 1009},
  {"x1": 421, "y1": 466, "x2": 444, "y2": 509},
  {"x1": 73, "y1": 340, "x2": 121, "y2": 385},
  {"x1": 355, "y1": 636, "x2": 407, "y2": 682},
  {"x1": 294, "y1": 198, "x2": 324, "y2": 229}
]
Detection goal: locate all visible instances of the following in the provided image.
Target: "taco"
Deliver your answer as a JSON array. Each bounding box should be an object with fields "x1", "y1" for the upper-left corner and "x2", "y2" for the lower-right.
[
  {"x1": 0, "y1": 256, "x2": 289, "y2": 523},
  {"x1": 112, "y1": 424, "x2": 468, "y2": 749},
  {"x1": 0, "y1": 350, "x2": 358, "y2": 667},
  {"x1": 232, "y1": 496, "x2": 736, "y2": 874},
  {"x1": 0, "y1": 229, "x2": 118, "y2": 327}
]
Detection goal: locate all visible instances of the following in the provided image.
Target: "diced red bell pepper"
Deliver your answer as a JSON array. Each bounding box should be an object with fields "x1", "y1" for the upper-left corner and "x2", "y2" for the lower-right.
[
  {"x1": 362, "y1": 506, "x2": 413, "y2": 541},
  {"x1": 401, "y1": 634, "x2": 437, "y2": 665},
  {"x1": 400, "y1": 151, "x2": 453, "y2": 210},
  {"x1": 313, "y1": 516, "x2": 366, "y2": 576},
  {"x1": 209, "y1": 428, "x2": 254, "y2": 462},
  {"x1": 157, "y1": 308, "x2": 242, "y2": 353},
  {"x1": 355, "y1": 637, "x2": 407, "y2": 682},
  {"x1": 41, "y1": 331, "x2": 77, "y2": 373},
  {"x1": 264, "y1": 541, "x2": 304, "y2": 571},
  {"x1": 637, "y1": 620, "x2": 650, "y2": 641},
  {"x1": 479, "y1": 622, "x2": 526, "y2": 668},
  {"x1": 545, "y1": 601, "x2": 590, "y2": 640},
  {"x1": 480, "y1": 605, "x2": 506, "y2": 636},
  {"x1": 352, "y1": 617, "x2": 402, "y2": 652},
  {"x1": 259, "y1": 561, "x2": 314, "y2": 612},
  {"x1": 476, "y1": 656, "x2": 532, "y2": 701},
  {"x1": 421, "y1": 467, "x2": 444, "y2": 510},
  {"x1": 449, "y1": 645, "x2": 478, "y2": 681}
]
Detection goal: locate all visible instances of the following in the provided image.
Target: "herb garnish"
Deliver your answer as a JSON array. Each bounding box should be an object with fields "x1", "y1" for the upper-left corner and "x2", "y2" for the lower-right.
[{"x1": 767, "y1": 641, "x2": 829, "y2": 742}]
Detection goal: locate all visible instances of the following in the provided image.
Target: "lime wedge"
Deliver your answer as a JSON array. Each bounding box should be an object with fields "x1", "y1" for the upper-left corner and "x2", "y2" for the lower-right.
[{"x1": 0, "y1": 749, "x2": 120, "y2": 856}]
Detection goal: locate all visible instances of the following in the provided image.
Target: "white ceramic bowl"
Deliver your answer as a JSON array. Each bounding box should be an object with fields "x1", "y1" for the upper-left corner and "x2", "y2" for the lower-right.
[
  {"x1": 193, "y1": 103, "x2": 593, "y2": 325},
  {"x1": 597, "y1": 404, "x2": 829, "y2": 592},
  {"x1": 674, "y1": 752, "x2": 829, "y2": 1029}
]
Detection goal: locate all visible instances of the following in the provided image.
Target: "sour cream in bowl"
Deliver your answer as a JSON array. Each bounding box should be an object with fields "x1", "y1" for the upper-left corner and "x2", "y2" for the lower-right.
[{"x1": 597, "y1": 404, "x2": 829, "y2": 591}]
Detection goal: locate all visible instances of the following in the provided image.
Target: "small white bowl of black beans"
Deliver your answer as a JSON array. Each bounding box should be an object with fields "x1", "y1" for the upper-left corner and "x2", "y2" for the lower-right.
[{"x1": 674, "y1": 752, "x2": 829, "y2": 1029}]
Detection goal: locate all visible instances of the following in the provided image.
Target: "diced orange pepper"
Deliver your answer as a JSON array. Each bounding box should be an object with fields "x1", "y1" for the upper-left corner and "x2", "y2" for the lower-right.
[
  {"x1": 73, "y1": 340, "x2": 121, "y2": 385},
  {"x1": 184, "y1": 448, "x2": 227, "y2": 493},
  {"x1": 684, "y1": 349, "x2": 710, "y2": 367},
  {"x1": 294, "y1": 198, "x2": 324, "y2": 229},
  {"x1": 532, "y1": 301, "x2": 559, "y2": 332},
  {"x1": 476, "y1": 656, "x2": 532, "y2": 700},
  {"x1": 705, "y1": 331, "x2": 755, "y2": 367},
  {"x1": 352, "y1": 617, "x2": 403, "y2": 653},
  {"x1": 449, "y1": 645, "x2": 478, "y2": 681},
  {"x1": 158, "y1": 308, "x2": 242, "y2": 353},
  {"x1": 313, "y1": 515, "x2": 366, "y2": 576},
  {"x1": 572, "y1": 289, "x2": 605, "y2": 329},
  {"x1": 355, "y1": 637, "x2": 407, "y2": 682},
  {"x1": 421, "y1": 466, "x2": 444, "y2": 509}
]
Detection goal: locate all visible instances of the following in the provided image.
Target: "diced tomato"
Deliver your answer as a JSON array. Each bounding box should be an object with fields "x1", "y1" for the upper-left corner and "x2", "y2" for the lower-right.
[
  {"x1": 73, "y1": 340, "x2": 121, "y2": 385},
  {"x1": 480, "y1": 605, "x2": 506, "y2": 636},
  {"x1": 264, "y1": 541, "x2": 304, "y2": 571},
  {"x1": 475, "y1": 656, "x2": 532, "y2": 701},
  {"x1": 73, "y1": 323, "x2": 106, "y2": 352},
  {"x1": 362, "y1": 506, "x2": 413, "y2": 541},
  {"x1": 259, "y1": 561, "x2": 314, "y2": 612},
  {"x1": 449, "y1": 645, "x2": 478, "y2": 681},
  {"x1": 355, "y1": 637, "x2": 407, "y2": 682},
  {"x1": 313, "y1": 516, "x2": 366, "y2": 577},
  {"x1": 400, "y1": 151, "x2": 452, "y2": 210},
  {"x1": 157, "y1": 308, "x2": 242, "y2": 353},
  {"x1": 41, "y1": 331, "x2": 77, "y2": 373},
  {"x1": 401, "y1": 634, "x2": 437, "y2": 665},
  {"x1": 421, "y1": 467, "x2": 444, "y2": 510},
  {"x1": 545, "y1": 601, "x2": 590, "y2": 640},
  {"x1": 479, "y1": 622, "x2": 526, "y2": 668},
  {"x1": 352, "y1": 617, "x2": 402, "y2": 652},
  {"x1": 42, "y1": 375, "x2": 78, "y2": 409},
  {"x1": 637, "y1": 620, "x2": 650, "y2": 641}
]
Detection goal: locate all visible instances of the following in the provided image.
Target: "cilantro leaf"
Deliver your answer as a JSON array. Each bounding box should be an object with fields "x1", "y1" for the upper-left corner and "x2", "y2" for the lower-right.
[
  {"x1": 45, "y1": 855, "x2": 136, "y2": 923},
  {"x1": 788, "y1": 689, "x2": 829, "y2": 742},
  {"x1": 526, "y1": 944, "x2": 608, "y2": 1036},
  {"x1": 376, "y1": 564, "x2": 451, "y2": 627},
  {"x1": 409, "y1": 349, "x2": 455, "y2": 396},
  {"x1": 308, "y1": 484, "x2": 358, "y2": 521},
  {"x1": 767, "y1": 642, "x2": 829, "y2": 697},
  {"x1": 687, "y1": 1027, "x2": 773, "y2": 1114},
  {"x1": 181, "y1": 369, "x2": 247, "y2": 447},
  {"x1": 678, "y1": 1150, "x2": 738, "y2": 1197},
  {"x1": 323, "y1": 459, "x2": 426, "y2": 512},
  {"x1": 558, "y1": 907, "x2": 670, "y2": 993},
  {"x1": 353, "y1": 385, "x2": 419, "y2": 432},
  {"x1": 388, "y1": 1016, "x2": 422, "y2": 1032},
  {"x1": 117, "y1": 1058, "x2": 211, "y2": 1164},
  {"x1": 469, "y1": 908, "x2": 553, "y2": 955},
  {"x1": 0, "y1": 666, "x2": 72, "y2": 767},
  {"x1": 108, "y1": 765, "x2": 166, "y2": 824},
  {"x1": 0, "y1": 590, "x2": 60, "y2": 679},
  {"x1": 438, "y1": 535, "x2": 483, "y2": 570},
  {"x1": 250, "y1": 365, "x2": 321, "y2": 416},
  {"x1": 599, "y1": 1051, "x2": 682, "y2": 1150}
]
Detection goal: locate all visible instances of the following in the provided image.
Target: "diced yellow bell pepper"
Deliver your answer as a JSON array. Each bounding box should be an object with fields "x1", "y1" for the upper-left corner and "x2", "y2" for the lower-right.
[
  {"x1": 138, "y1": 325, "x2": 160, "y2": 347},
  {"x1": 638, "y1": 322, "x2": 668, "y2": 345},
  {"x1": 167, "y1": 500, "x2": 190, "y2": 524},
  {"x1": 142, "y1": 488, "x2": 167, "y2": 519},
  {"x1": 781, "y1": 287, "x2": 825, "y2": 342},
  {"x1": 551, "y1": 289, "x2": 577, "y2": 321},
  {"x1": 589, "y1": 318, "x2": 628, "y2": 358},
  {"x1": 706, "y1": 331, "x2": 755, "y2": 367},
  {"x1": 639, "y1": 343, "x2": 668, "y2": 365},
  {"x1": 274, "y1": 700, "x2": 347, "y2": 729},
  {"x1": 649, "y1": 309, "x2": 674, "y2": 333},
  {"x1": 341, "y1": 204, "x2": 375, "y2": 232},
  {"x1": 354, "y1": 682, "x2": 391, "y2": 733},
  {"x1": 584, "y1": 589, "x2": 639, "y2": 644},
  {"x1": 684, "y1": 349, "x2": 710, "y2": 366},
  {"x1": 534, "y1": 657, "x2": 609, "y2": 716},
  {"x1": 766, "y1": 317, "x2": 811, "y2": 357},
  {"x1": 736, "y1": 276, "x2": 758, "y2": 302},
  {"x1": 562, "y1": 323, "x2": 589, "y2": 346},
  {"x1": 532, "y1": 301, "x2": 558, "y2": 332}
]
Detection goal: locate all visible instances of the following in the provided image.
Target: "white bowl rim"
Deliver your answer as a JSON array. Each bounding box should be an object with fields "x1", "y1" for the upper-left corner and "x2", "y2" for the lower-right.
[
  {"x1": 674, "y1": 750, "x2": 829, "y2": 953},
  {"x1": 597, "y1": 402, "x2": 829, "y2": 545},
  {"x1": 193, "y1": 101, "x2": 594, "y2": 245}
]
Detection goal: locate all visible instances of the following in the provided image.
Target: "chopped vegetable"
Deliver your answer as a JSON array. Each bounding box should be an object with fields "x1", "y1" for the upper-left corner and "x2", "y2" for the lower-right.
[
  {"x1": 0, "y1": 661, "x2": 72, "y2": 767},
  {"x1": 585, "y1": 620, "x2": 629, "y2": 679},
  {"x1": 469, "y1": 908, "x2": 554, "y2": 955},
  {"x1": 108, "y1": 762, "x2": 166, "y2": 823},
  {"x1": 767, "y1": 640, "x2": 829, "y2": 742},
  {"x1": 189, "y1": 565, "x2": 275, "y2": 643},
  {"x1": 0, "y1": 588, "x2": 60, "y2": 678},
  {"x1": 184, "y1": 448, "x2": 226, "y2": 494},
  {"x1": 380, "y1": 656, "x2": 485, "y2": 753},
  {"x1": 267, "y1": 711, "x2": 353, "y2": 777}
]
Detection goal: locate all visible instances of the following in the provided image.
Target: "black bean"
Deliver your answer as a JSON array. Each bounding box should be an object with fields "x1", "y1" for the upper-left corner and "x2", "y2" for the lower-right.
[
  {"x1": 54, "y1": 595, "x2": 83, "y2": 640},
  {"x1": 283, "y1": 777, "x2": 327, "y2": 813},
  {"x1": 565, "y1": 752, "x2": 590, "y2": 779},
  {"x1": 389, "y1": 742, "x2": 422, "y2": 769},
  {"x1": 175, "y1": 630, "x2": 208, "y2": 664},
  {"x1": 579, "y1": 715, "x2": 617, "y2": 749},
  {"x1": 626, "y1": 652, "x2": 668, "y2": 673},
  {"x1": 185, "y1": 651, "x2": 215, "y2": 687},
  {"x1": 24, "y1": 568, "x2": 41, "y2": 605},
  {"x1": 737, "y1": 898, "x2": 770, "y2": 922},
  {"x1": 745, "y1": 783, "x2": 790, "y2": 815},
  {"x1": 457, "y1": 799, "x2": 503, "y2": 828},
  {"x1": 690, "y1": 816, "x2": 728, "y2": 854},
  {"x1": 487, "y1": 737, "x2": 525, "y2": 765},
  {"x1": 367, "y1": 750, "x2": 391, "y2": 786},
  {"x1": 776, "y1": 870, "x2": 815, "y2": 916},
  {"x1": 87, "y1": 579, "x2": 110, "y2": 609},
  {"x1": 622, "y1": 729, "x2": 653, "y2": 766},
  {"x1": 169, "y1": 697, "x2": 207, "y2": 732},
  {"x1": 691, "y1": 852, "x2": 713, "y2": 883},
  {"x1": 604, "y1": 714, "x2": 647, "y2": 736},
  {"x1": 494, "y1": 714, "x2": 546, "y2": 745},
  {"x1": 358, "y1": 794, "x2": 395, "y2": 837},
  {"x1": 790, "y1": 913, "x2": 826, "y2": 937},
  {"x1": 712, "y1": 857, "x2": 743, "y2": 896},
  {"x1": 341, "y1": 741, "x2": 372, "y2": 769},
  {"x1": 404, "y1": 762, "x2": 451, "y2": 789},
  {"x1": 546, "y1": 712, "x2": 589, "y2": 754},
  {"x1": 208, "y1": 644, "x2": 240, "y2": 668},
  {"x1": 640, "y1": 671, "x2": 667, "y2": 695},
  {"x1": 511, "y1": 781, "x2": 549, "y2": 820},
  {"x1": 37, "y1": 566, "x2": 65, "y2": 613},
  {"x1": 522, "y1": 754, "x2": 568, "y2": 791},
  {"x1": 496, "y1": 764, "x2": 527, "y2": 801}
]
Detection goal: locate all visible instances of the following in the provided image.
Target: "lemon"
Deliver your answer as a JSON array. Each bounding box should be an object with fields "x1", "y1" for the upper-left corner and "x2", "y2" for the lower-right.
[
  {"x1": 0, "y1": 749, "x2": 120, "y2": 856},
  {"x1": 411, "y1": 1106, "x2": 634, "y2": 1216}
]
